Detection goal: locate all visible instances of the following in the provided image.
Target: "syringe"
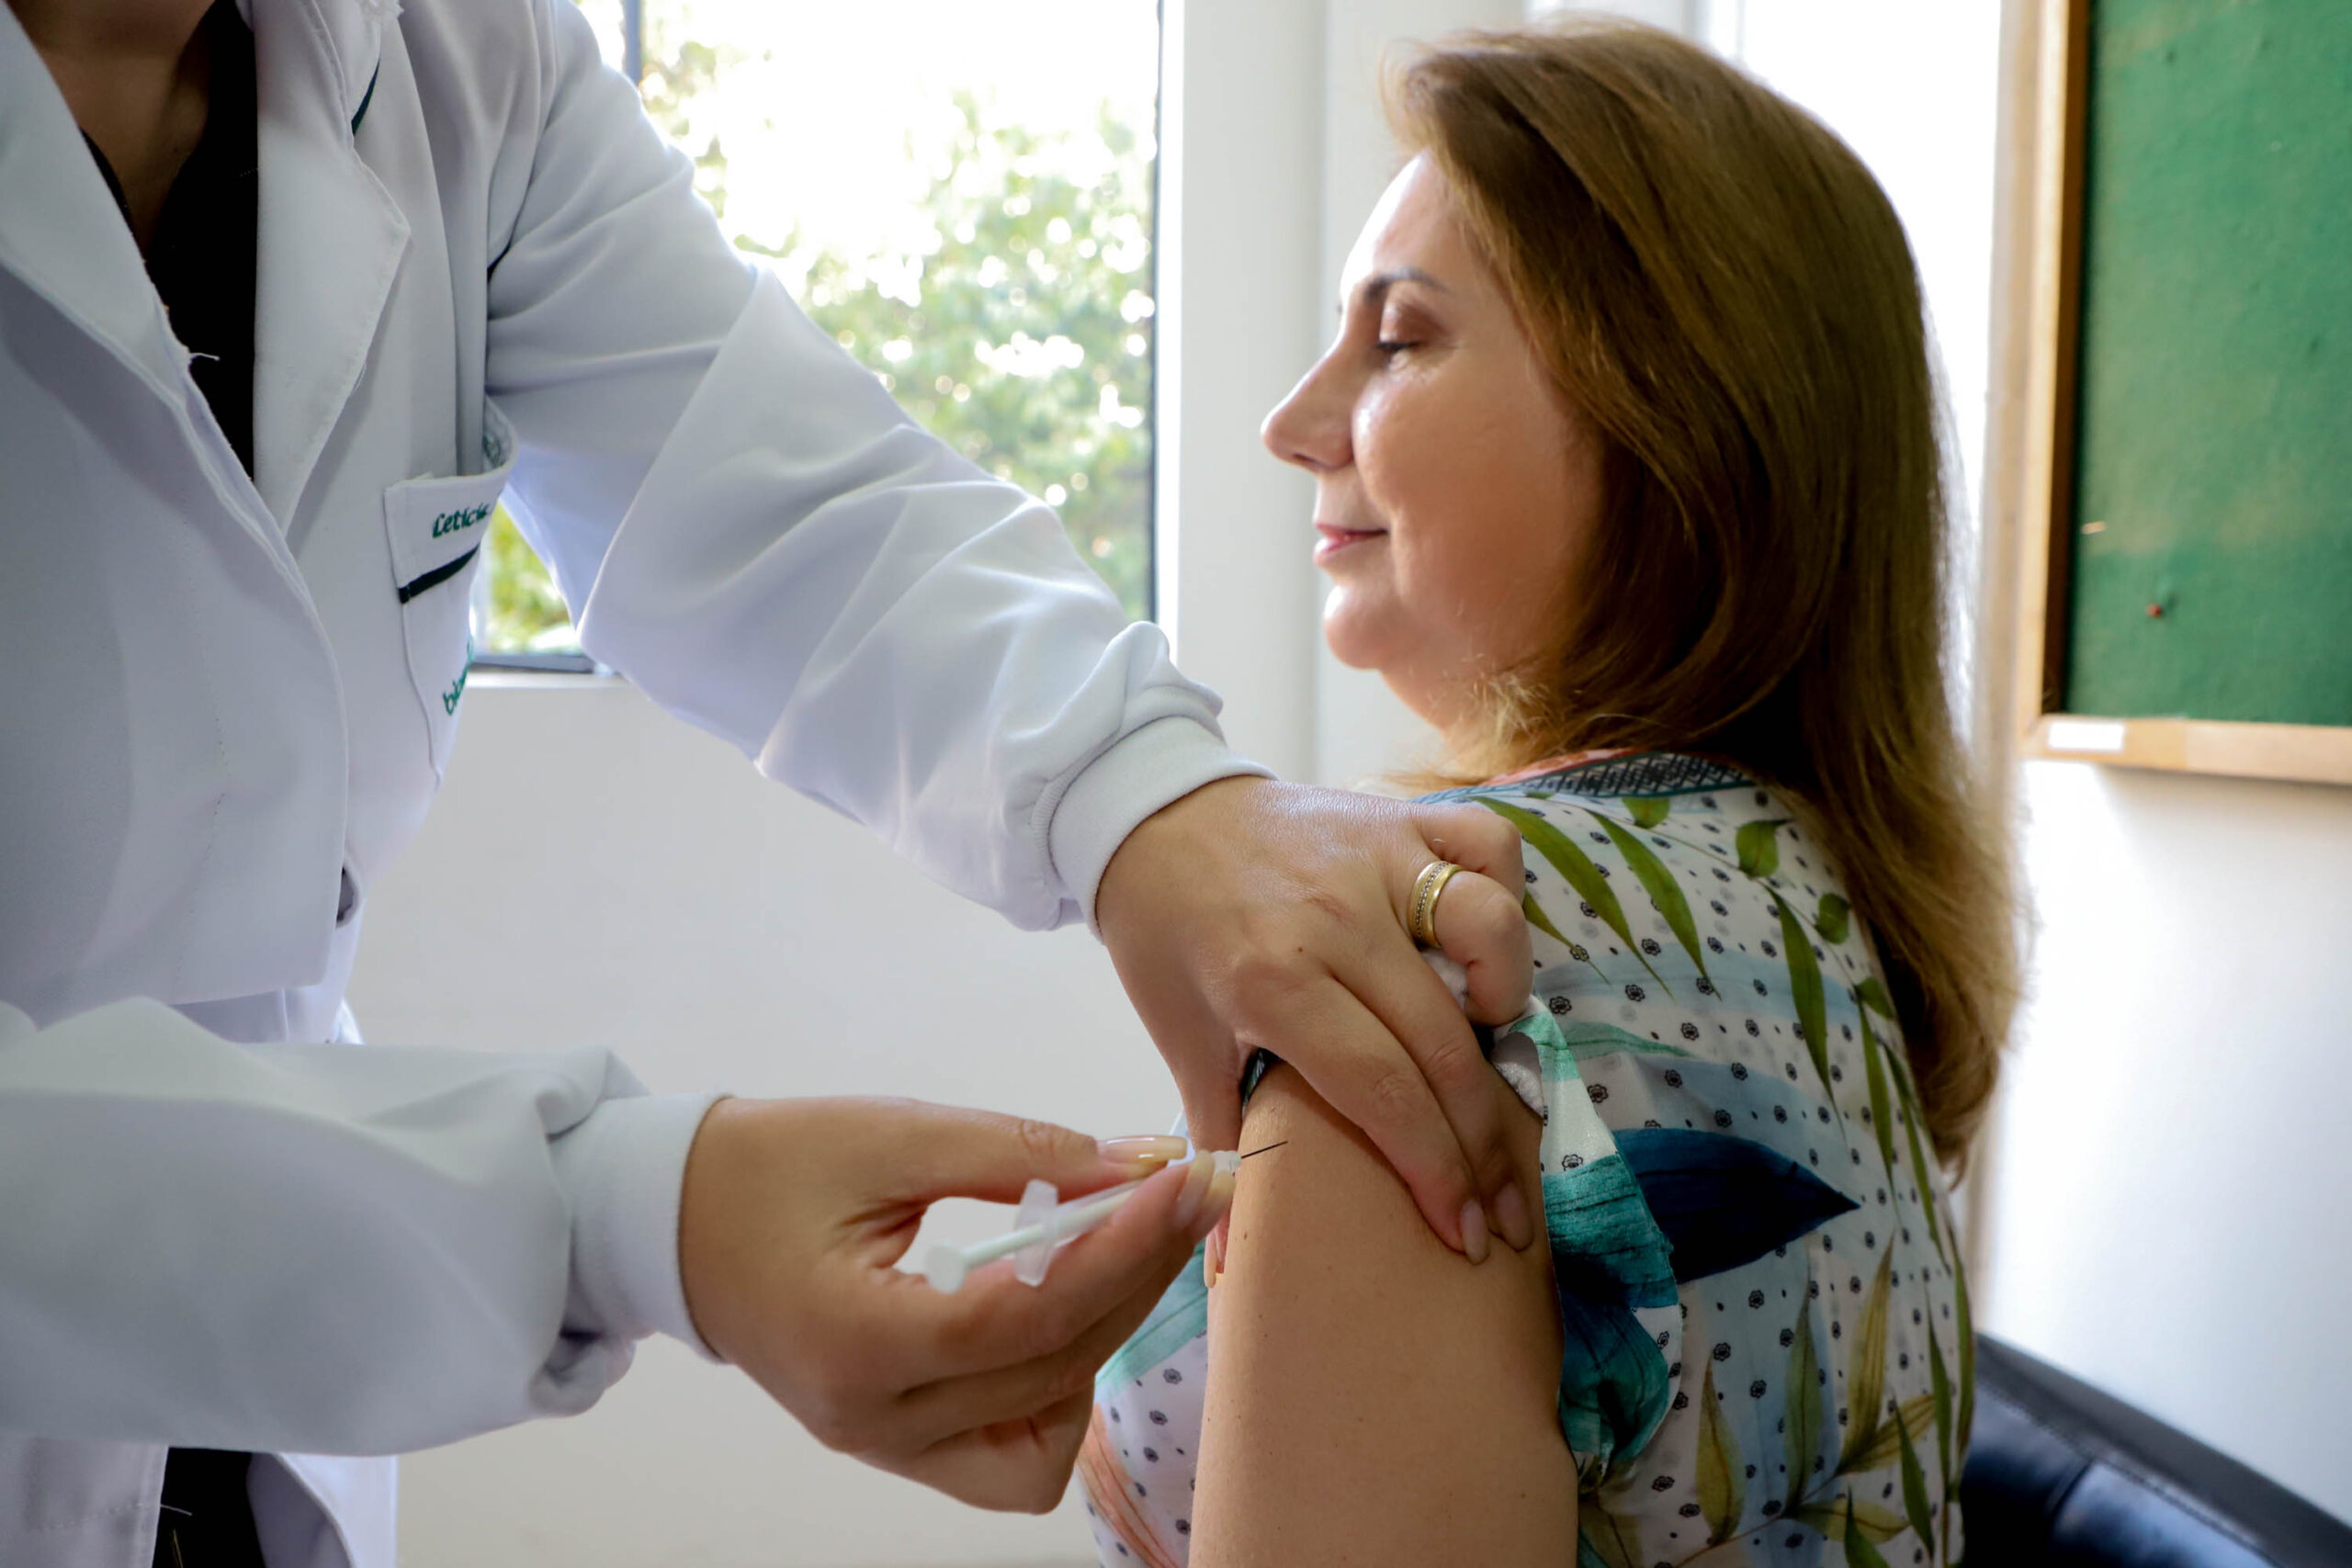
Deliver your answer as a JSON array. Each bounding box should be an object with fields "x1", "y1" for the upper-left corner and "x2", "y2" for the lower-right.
[{"x1": 923, "y1": 1149, "x2": 1242, "y2": 1293}]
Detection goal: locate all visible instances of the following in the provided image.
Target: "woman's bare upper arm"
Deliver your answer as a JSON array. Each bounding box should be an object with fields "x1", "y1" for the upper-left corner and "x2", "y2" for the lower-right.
[{"x1": 1189, "y1": 1062, "x2": 1577, "y2": 1567}]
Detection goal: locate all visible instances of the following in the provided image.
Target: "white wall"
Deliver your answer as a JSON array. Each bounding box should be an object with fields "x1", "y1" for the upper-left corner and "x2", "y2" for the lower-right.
[
  {"x1": 1984, "y1": 765, "x2": 2352, "y2": 1522},
  {"x1": 1153, "y1": 0, "x2": 1324, "y2": 780}
]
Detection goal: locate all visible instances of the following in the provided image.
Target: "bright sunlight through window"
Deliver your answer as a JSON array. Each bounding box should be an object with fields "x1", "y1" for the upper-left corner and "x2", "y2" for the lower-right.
[{"x1": 473, "y1": 0, "x2": 1161, "y2": 664}]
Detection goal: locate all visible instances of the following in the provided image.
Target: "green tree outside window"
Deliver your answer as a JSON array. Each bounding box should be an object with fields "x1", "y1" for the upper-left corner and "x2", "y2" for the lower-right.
[{"x1": 478, "y1": 19, "x2": 1156, "y2": 656}]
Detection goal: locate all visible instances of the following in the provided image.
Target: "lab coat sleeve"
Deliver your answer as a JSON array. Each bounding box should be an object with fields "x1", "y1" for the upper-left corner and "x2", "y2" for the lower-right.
[
  {"x1": 483, "y1": 1, "x2": 1269, "y2": 931},
  {"x1": 0, "y1": 998, "x2": 717, "y2": 1455}
]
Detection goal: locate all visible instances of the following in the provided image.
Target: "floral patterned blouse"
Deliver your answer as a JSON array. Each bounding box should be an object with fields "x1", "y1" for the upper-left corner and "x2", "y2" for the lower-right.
[{"x1": 1082, "y1": 751, "x2": 1974, "y2": 1568}]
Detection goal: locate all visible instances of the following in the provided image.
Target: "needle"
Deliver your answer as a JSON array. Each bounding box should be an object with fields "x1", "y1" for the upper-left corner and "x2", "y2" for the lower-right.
[{"x1": 1238, "y1": 1141, "x2": 1287, "y2": 1159}]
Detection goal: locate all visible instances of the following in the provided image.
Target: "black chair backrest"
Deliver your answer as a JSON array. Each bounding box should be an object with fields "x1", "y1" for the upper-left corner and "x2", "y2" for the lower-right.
[{"x1": 1960, "y1": 1336, "x2": 2352, "y2": 1567}]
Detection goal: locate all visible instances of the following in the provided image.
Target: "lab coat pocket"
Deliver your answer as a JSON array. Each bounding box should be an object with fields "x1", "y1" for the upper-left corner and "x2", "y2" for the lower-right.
[{"x1": 382, "y1": 403, "x2": 516, "y2": 778}]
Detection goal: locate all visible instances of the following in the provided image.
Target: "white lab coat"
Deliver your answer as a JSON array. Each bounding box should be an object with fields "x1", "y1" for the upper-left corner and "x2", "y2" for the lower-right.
[{"x1": 0, "y1": 0, "x2": 1261, "y2": 1562}]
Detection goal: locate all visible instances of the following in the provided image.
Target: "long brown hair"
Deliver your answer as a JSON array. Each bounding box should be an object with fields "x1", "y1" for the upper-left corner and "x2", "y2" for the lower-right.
[{"x1": 1391, "y1": 21, "x2": 2016, "y2": 1164}]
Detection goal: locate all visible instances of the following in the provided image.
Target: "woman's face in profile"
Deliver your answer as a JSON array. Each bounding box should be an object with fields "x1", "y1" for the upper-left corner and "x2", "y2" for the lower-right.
[{"x1": 1262, "y1": 153, "x2": 1604, "y2": 735}]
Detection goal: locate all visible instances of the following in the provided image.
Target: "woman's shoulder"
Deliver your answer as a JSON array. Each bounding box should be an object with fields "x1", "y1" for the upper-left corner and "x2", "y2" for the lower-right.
[
  {"x1": 1433, "y1": 751, "x2": 1852, "y2": 1032},
  {"x1": 1452, "y1": 749, "x2": 1874, "y2": 1145},
  {"x1": 1422, "y1": 750, "x2": 1828, "y2": 952},
  {"x1": 1420, "y1": 748, "x2": 1761, "y2": 808}
]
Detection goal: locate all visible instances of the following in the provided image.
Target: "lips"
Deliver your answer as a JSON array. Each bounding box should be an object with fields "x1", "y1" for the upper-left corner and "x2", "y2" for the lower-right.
[{"x1": 1314, "y1": 523, "x2": 1386, "y2": 564}]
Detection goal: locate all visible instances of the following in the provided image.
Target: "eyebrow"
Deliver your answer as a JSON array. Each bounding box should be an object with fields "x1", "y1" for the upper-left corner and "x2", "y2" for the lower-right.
[{"x1": 1346, "y1": 266, "x2": 1453, "y2": 312}]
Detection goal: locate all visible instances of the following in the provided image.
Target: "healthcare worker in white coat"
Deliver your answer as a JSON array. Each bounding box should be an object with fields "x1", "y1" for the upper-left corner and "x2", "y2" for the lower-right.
[{"x1": 0, "y1": 0, "x2": 1545, "y2": 1564}]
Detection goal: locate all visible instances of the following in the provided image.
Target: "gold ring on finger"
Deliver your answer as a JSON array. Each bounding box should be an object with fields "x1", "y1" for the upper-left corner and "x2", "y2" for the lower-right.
[{"x1": 1407, "y1": 859, "x2": 1465, "y2": 950}]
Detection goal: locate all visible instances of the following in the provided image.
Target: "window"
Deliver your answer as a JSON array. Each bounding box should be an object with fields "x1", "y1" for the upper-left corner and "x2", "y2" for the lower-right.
[{"x1": 472, "y1": 0, "x2": 1163, "y2": 668}]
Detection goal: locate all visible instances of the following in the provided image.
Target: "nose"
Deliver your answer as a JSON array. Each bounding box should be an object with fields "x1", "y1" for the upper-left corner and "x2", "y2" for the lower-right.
[{"x1": 1261, "y1": 351, "x2": 1353, "y2": 474}]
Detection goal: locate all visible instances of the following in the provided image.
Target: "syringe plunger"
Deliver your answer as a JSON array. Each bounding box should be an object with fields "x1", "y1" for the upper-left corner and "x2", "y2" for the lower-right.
[{"x1": 922, "y1": 1151, "x2": 1238, "y2": 1293}]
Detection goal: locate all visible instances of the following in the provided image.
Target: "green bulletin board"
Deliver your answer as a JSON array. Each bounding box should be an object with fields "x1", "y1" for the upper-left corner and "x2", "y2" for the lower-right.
[{"x1": 2060, "y1": 0, "x2": 2352, "y2": 729}]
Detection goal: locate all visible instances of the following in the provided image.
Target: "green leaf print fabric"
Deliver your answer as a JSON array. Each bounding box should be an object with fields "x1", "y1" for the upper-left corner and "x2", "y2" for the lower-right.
[{"x1": 1083, "y1": 754, "x2": 1973, "y2": 1568}]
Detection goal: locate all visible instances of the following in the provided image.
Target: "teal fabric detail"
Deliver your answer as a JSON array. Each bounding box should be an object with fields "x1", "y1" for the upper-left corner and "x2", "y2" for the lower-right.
[
  {"x1": 1549, "y1": 1262, "x2": 1671, "y2": 1488},
  {"x1": 1095, "y1": 1243, "x2": 1209, "y2": 1393},
  {"x1": 1541, "y1": 1157, "x2": 1679, "y2": 1312},
  {"x1": 1513, "y1": 1005, "x2": 1681, "y2": 1471},
  {"x1": 1555, "y1": 1021, "x2": 1699, "y2": 1060},
  {"x1": 1506, "y1": 1001, "x2": 1571, "y2": 1063}
]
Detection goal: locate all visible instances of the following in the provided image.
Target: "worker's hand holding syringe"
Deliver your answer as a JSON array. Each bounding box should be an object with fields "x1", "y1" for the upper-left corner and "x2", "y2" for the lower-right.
[
  {"x1": 923, "y1": 1147, "x2": 1242, "y2": 1293},
  {"x1": 676, "y1": 1098, "x2": 1232, "y2": 1513}
]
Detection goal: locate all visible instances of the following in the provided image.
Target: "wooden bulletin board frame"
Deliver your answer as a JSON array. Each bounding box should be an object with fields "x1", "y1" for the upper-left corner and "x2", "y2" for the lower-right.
[{"x1": 2007, "y1": 0, "x2": 2352, "y2": 786}]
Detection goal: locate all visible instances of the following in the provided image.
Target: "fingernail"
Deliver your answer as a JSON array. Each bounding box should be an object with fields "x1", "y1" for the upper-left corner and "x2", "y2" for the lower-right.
[
  {"x1": 1172, "y1": 1151, "x2": 1218, "y2": 1229},
  {"x1": 1458, "y1": 1197, "x2": 1490, "y2": 1265},
  {"x1": 1493, "y1": 1180, "x2": 1534, "y2": 1251},
  {"x1": 1204, "y1": 1226, "x2": 1225, "y2": 1287},
  {"x1": 1196, "y1": 1155, "x2": 1238, "y2": 1235},
  {"x1": 1099, "y1": 1134, "x2": 1192, "y2": 1170}
]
